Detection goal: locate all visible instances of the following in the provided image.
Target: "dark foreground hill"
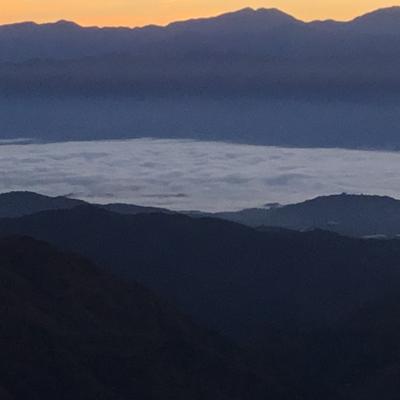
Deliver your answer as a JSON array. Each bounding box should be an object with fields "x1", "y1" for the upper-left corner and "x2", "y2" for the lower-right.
[
  {"x1": 0, "y1": 236, "x2": 273, "y2": 400},
  {"x1": 2, "y1": 209, "x2": 400, "y2": 397},
  {"x1": 3, "y1": 205, "x2": 400, "y2": 338},
  {"x1": 312, "y1": 293, "x2": 400, "y2": 399},
  {"x1": 214, "y1": 193, "x2": 400, "y2": 237}
]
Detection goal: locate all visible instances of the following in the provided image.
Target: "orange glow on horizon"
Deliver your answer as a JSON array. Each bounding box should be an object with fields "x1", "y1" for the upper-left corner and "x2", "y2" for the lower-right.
[{"x1": 1, "y1": 1, "x2": 399, "y2": 27}]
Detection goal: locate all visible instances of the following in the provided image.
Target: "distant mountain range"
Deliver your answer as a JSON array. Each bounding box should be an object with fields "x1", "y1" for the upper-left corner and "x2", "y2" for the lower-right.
[
  {"x1": 2, "y1": 7, "x2": 400, "y2": 63},
  {"x1": 212, "y1": 193, "x2": 400, "y2": 238},
  {"x1": 2, "y1": 7, "x2": 400, "y2": 96},
  {"x1": 2, "y1": 191, "x2": 400, "y2": 238},
  {"x1": 1, "y1": 8, "x2": 400, "y2": 148},
  {"x1": 2, "y1": 198, "x2": 400, "y2": 397}
]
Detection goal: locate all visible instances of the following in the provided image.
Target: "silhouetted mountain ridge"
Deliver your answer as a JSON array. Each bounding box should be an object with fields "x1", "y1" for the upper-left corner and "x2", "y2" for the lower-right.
[
  {"x1": 3, "y1": 191, "x2": 400, "y2": 238},
  {"x1": 2, "y1": 205, "x2": 400, "y2": 338},
  {"x1": 0, "y1": 191, "x2": 85, "y2": 218},
  {"x1": 350, "y1": 6, "x2": 400, "y2": 34},
  {"x1": 2, "y1": 200, "x2": 400, "y2": 397},
  {"x1": 1, "y1": 7, "x2": 400, "y2": 64},
  {"x1": 167, "y1": 7, "x2": 302, "y2": 33},
  {"x1": 2, "y1": 8, "x2": 400, "y2": 148},
  {"x1": 213, "y1": 193, "x2": 400, "y2": 237},
  {"x1": 0, "y1": 191, "x2": 173, "y2": 218}
]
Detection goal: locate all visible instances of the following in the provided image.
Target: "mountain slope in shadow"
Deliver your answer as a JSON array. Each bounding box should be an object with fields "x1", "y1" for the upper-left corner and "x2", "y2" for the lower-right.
[
  {"x1": 0, "y1": 235, "x2": 275, "y2": 400},
  {"x1": 2, "y1": 208, "x2": 400, "y2": 398},
  {"x1": 2, "y1": 206, "x2": 400, "y2": 341}
]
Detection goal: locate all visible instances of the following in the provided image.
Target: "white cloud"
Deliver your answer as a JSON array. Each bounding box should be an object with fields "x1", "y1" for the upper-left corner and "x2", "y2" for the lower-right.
[{"x1": 0, "y1": 138, "x2": 399, "y2": 211}]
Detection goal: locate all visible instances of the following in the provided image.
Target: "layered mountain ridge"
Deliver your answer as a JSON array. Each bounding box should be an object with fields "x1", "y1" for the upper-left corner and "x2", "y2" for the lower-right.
[
  {"x1": 2, "y1": 191, "x2": 400, "y2": 238},
  {"x1": 2, "y1": 7, "x2": 400, "y2": 148},
  {"x1": 1, "y1": 199, "x2": 400, "y2": 398}
]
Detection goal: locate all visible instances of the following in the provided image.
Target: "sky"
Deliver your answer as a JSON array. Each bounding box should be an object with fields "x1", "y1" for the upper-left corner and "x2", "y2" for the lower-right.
[
  {"x1": 2, "y1": 0, "x2": 398, "y2": 27},
  {"x1": 1, "y1": 138, "x2": 399, "y2": 211}
]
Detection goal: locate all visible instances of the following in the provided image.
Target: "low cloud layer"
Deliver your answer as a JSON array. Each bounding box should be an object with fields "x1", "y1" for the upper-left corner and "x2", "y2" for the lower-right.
[{"x1": 1, "y1": 138, "x2": 399, "y2": 211}]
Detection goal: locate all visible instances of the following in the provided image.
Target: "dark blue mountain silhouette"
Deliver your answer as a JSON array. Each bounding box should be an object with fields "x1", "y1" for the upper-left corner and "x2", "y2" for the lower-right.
[
  {"x1": 0, "y1": 235, "x2": 271, "y2": 399},
  {"x1": 1, "y1": 7, "x2": 400, "y2": 148},
  {"x1": 3, "y1": 204, "x2": 400, "y2": 398},
  {"x1": 1, "y1": 7, "x2": 399, "y2": 62}
]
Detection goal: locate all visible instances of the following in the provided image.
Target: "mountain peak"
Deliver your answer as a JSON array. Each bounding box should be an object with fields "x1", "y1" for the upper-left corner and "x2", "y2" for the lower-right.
[
  {"x1": 0, "y1": 191, "x2": 85, "y2": 219},
  {"x1": 48, "y1": 19, "x2": 81, "y2": 29},
  {"x1": 166, "y1": 6, "x2": 300, "y2": 33},
  {"x1": 54, "y1": 19, "x2": 78, "y2": 25},
  {"x1": 231, "y1": 7, "x2": 256, "y2": 14},
  {"x1": 214, "y1": 6, "x2": 299, "y2": 22}
]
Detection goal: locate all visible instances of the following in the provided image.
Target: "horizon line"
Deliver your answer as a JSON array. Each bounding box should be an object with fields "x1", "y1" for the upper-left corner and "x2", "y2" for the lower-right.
[{"x1": 1, "y1": 5, "x2": 399, "y2": 30}]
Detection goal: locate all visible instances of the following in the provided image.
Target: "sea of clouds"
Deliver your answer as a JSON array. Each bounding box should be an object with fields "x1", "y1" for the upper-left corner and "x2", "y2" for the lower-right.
[{"x1": 1, "y1": 138, "x2": 399, "y2": 211}]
